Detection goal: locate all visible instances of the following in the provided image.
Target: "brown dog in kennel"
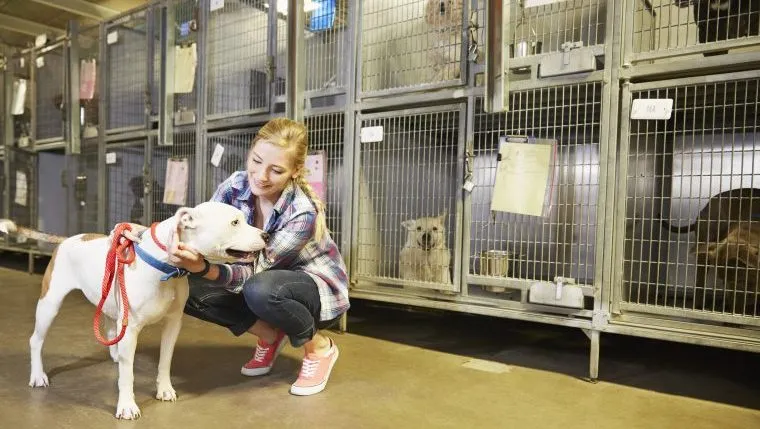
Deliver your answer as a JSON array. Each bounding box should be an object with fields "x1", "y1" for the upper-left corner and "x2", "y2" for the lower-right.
[{"x1": 661, "y1": 187, "x2": 760, "y2": 312}]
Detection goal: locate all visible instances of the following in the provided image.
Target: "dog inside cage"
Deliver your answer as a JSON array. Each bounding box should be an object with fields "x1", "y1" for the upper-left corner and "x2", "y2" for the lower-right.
[
  {"x1": 360, "y1": 0, "x2": 464, "y2": 93},
  {"x1": 357, "y1": 110, "x2": 460, "y2": 291},
  {"x1": 632, "y1": 0, "x2": 760, "y2": 57},
  {"x1": 624, "y1": 79, "x2": 760, "y2": 317}
]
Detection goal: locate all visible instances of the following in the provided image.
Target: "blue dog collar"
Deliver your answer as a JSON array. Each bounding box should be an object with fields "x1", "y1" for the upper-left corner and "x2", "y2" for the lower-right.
[{"x1": 134, "y1": 243, "x2": 189, "y2": 281}]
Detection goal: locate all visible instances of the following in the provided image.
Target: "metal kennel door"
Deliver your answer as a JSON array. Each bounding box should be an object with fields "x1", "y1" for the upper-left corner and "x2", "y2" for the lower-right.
[
  {"x1": 352, "y1": 104, "x2": 466, "y2": 293},
  {"x1": 613, "y1": 70, "x2": 760, "y2": 327}
]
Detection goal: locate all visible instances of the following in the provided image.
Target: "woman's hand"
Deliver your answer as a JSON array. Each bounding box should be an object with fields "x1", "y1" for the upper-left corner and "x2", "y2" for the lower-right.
[{"x1": 169, "y1": 242, "x2": 207, "y2": 274}]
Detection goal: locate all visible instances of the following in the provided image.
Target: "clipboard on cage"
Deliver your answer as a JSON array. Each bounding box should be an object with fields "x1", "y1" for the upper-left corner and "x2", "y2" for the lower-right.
[{"x1": 490, "y1": 135, "x2": 557, "y2": 219}]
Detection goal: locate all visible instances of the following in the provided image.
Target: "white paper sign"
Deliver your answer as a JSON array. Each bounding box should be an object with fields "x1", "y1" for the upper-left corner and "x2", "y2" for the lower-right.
[
  {"x1": 491, "y1": 138, "x2": 555, "y2": 217},
  {"x1": 163, "y1": 158, "x2": 189, "y2": 206},
  {"x1": 305, "y1": 151, "x2": 327, "y2": 201},
  {"x1": 210, "y1": 0, "x2": 225, "y2": 11},
  {"x1": 105, "y1": 152, "x2": 117, "y2": 164},
  {"x1": 631, "y1": 98, "x2": 674, "y2": 120},
  {"x1": 35, "y1": 34, "x2": 47, "y2": 48},
  {"x1": 11, "y1": 79, "x2": 27, "y2": 115},
  {"x1": 15, "y1": 171, "x2": 27, "y2": 206},
  {"x1": 210, "y1": 143, "x2": 225, "y2": 167},
  {"x1": 107, "y1": 31, "x2": 119, "y2": 45},
  {"x1": 36, "y1": 56, "x2": 45, "y2": 68},
  {"x1": 360, "y1": 126, "x2": 383, "y2": 143},
  {"x1": 174, "y1": 43, "x2": 197, "y2": 93}
]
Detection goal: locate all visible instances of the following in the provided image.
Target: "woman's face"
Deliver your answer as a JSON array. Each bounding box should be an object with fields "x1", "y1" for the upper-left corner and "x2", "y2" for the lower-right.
[{"x1": 247, "y1": 140, "x2": 299, "y2": 202}]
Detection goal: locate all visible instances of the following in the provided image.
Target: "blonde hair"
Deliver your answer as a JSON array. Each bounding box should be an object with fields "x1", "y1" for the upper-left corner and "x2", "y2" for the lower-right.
[{"x1": 251, "y1": 118, "x2": 329, "y2": 241}]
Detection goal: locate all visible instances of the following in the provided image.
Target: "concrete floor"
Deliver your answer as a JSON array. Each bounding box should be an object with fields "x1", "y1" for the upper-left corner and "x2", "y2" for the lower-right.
[{"x1": 0, "y1": 253, "x2": 759, "y2": 429}]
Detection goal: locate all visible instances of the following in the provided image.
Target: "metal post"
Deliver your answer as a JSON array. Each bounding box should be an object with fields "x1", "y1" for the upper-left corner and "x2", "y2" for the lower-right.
[
  {"x1": 195, "y1": 0, "x2": 209, "y2": 205},
  {"x1": 67, "y1": 20, "x2": 81, "y2": 155},
  {"x1": 97, "y1": 22, "x2": 107, "y2": 233},
  {"x1": 483, "y1": 0, "x2": 509, "y2": 113},
  {"x1": 159, "y1": 3, "x2": 175, "y2": 146},
  {"x1": 285, "y1": 0, "x2": 305, "y2": 122},
  {"x1": 3, "y1": 46, "x2": 13, "y2": 219}
]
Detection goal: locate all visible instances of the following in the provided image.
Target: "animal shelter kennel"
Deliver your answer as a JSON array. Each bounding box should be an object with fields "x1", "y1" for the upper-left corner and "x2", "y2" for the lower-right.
[{"x1": 1, "y1": 0, "x2": 760, "y2": 380}]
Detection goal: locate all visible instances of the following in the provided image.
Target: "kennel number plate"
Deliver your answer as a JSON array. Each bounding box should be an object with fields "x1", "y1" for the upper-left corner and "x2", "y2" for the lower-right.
[
  {"x1": 631, "y1": 98, "x2": 673, "y2": 120},
  {"x1": 360, "y1": 126, "x2": 384, "y2": 143},
  {"x1": 106, "y1": 152, "x2": 116, "y2": 165},
  {"x1": 210, "y1": 144, "x2": 224, "y2": 167}
]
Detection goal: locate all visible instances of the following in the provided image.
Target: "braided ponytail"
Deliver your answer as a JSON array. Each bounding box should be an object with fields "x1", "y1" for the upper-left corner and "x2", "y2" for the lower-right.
[{"x1": 294, "y1": 175, "x2": 329, "y2": 241}]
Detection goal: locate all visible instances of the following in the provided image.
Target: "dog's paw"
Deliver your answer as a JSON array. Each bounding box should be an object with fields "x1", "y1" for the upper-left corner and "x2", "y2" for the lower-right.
[
  {"x1": 155, "y1": 383, "x2": 177, "y2": 402},
  {"x1": 115, "y1": 400, "x2": 141, "y2": 420},
  {"x1": 29, "y1": 372, "x2": 49, "y2": 387}
]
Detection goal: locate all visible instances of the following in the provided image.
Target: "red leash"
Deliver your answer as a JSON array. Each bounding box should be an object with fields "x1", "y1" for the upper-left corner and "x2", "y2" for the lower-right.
[{"x1": 93, "y1": 223, "x2": 137, "y2": 346}]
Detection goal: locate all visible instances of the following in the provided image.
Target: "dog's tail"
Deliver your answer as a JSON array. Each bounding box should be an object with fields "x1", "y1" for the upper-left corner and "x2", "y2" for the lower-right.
[{"x1": 0, "y1": 219, "x2": 67, "y2": 244}]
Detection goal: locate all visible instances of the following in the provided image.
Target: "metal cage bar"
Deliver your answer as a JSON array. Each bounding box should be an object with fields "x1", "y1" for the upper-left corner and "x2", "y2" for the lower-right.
[
  {"x1": 614, "y1": 70, "x2": 760, "y2": 325},
  {"x1": 624, "y1": 0, "x2": 760, "y2": 66},
  {"x1": 352, "y1": 103, "x2": 465, "y2": 294},
  {"x1": 104, "y1": 6, "x2": 152, "y2": 134},
  {"x1": 104, "y1": 140, "x2": 149, "y2": 227},
  {"x1": 357, "y1": 0, "x2": 467, "y2": 97},
  {"x1": 206, "y1": 0, "x2": 271, "y2": 121},
  {"x1": 149, "y1": 129, "x2": 197, "y2": 223},
  {"x1": 465, "y1": 85, "x2": 602, "y2": 309}
]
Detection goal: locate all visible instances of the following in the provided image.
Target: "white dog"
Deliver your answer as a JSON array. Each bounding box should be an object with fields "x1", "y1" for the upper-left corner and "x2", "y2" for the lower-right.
[
  {"x1": 0, "y1": 202, "x2": 268, "y2": 420},
  {"x1": 399, "y1": 211, "x2": 452, "y2": 285}
]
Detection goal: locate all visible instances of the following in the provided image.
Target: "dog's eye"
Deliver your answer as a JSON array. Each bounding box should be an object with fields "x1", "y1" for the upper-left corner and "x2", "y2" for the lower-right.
[
  {"x1": 231, "y1": 219, "x2": 239, "y2": 226},
  {"x1": 416, "y1": 226, "x2": 422, "y2": 231},
  {"x1": 432, "y1": 227, "x2": 438, "y2": 231}
]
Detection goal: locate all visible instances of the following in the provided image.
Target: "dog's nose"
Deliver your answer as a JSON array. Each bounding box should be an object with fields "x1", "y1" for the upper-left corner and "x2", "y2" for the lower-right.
[
  {"x1": 261, "y1": 232, "x2": 270, "y2": 243},
  {"x1": 421, "y1": 232, "x2": 431, "y2": 243}
]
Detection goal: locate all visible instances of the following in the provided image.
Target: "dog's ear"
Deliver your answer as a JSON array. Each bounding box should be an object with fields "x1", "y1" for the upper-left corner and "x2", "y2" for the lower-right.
[
  {"x1": 437, "y1": 210, "x2": 448, "y2": 222},
  {"x1": 401, "y1": 219, "x2": 415, "y2": 230},
  {"x1": 174, "y1": 207, "x2": 197, "y2": 230}
]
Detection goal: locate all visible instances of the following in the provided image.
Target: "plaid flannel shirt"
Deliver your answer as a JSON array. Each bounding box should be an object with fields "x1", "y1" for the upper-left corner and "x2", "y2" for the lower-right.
[{"x1": 205, "y1": 171, "x2": 350, "y2": 322}]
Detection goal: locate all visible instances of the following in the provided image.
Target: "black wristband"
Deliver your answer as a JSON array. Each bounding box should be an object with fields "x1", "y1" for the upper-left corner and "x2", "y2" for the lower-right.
[{"x1": 191, "y1": 259, "x2": 211, "y2": 277}]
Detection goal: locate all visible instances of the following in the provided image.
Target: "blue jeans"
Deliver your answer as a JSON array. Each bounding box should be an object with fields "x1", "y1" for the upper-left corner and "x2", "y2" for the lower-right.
[{"x1": 183, "y1": 270, "x2": 338, "y2": 347}]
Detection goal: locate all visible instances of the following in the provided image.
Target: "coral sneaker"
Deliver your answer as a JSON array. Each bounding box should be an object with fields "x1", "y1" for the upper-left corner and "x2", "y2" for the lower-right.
[
  {"x1": 289, "y1": 338, "x2": 340, "y2": 396},
  {"x1": 241, "y1": 330, "x2": 287, "y2": 376}
]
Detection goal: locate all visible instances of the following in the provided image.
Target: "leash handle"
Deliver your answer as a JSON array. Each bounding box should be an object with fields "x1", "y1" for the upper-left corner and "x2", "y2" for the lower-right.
[{"x1": 93, "y1": 223, "x2": 136, "y2": 346}]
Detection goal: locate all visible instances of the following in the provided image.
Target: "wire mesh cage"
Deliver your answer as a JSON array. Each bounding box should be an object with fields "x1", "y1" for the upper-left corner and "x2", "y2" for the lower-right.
[
  {"x1": 105, "y1": 140, "x2": 148, "y2": 228},
  {"x1": 618, "y1": 72, "x2": 760, "y2": 321},
  {"x1": 467, "y1": 86, "x2": 602, "y2": 305},
  {"x1": 359, "y1": 0, "x2": 465, "y2": 96},
  {"x1": 207, "y1": 0, "x2": 271, "y2": 120},
  {"x1": 7, "y1": 147, "x2": 37, "y2": 248},
  {"x1": 171, "y1": 0, "x2": 200, "y2": 122},
  {"x1": 11, "y1": 52, "x2": 32, "y2": 149},
  {"x1": 32, "y1": 43, "x2": 67, "y2": 144},
  {"x1": 626, "y1": 0, "x2": 760, "y2": 64},
  {"x1": 273, "y1": 0, "x2": 351, "y2": 99},
  {"x1": 205, "y1": 127, "x2": 258, "y2": 199},
  {"x1": 68, "y1": 138, "x2": 101, "y2": 234},
  {"x1": 105, "y1": 8, "x2": 151, "y2": 133},
  {"x1": 150, "y1": 131, "x2": 197, "y2": 223},
  {"x1": 354, "y1": 105, "x2": 464, "y2": 292},
  {"x1": 79, "y1": 25, "x2": 101, "y2": 140},
  {"x1": 305, "y1": 112, "x2": 347, "y2": 252},
  {"x1": 35, "y1": 148, "x2": 72, "y2": 252}
]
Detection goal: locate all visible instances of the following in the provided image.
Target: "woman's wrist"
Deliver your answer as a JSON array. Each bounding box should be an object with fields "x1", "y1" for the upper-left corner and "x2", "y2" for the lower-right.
[{"x1": 189, "y1": 259, "x2": 211, "y2": 277}]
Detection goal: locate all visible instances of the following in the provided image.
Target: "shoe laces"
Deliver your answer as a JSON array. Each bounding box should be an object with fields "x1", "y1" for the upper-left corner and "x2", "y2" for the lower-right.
[
  {"x1": 299, "y1": 358, "x2": 320, "y2": 379},
  {"x1": 253, "y1": 344, "x2": 271, "y2": 362}
]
